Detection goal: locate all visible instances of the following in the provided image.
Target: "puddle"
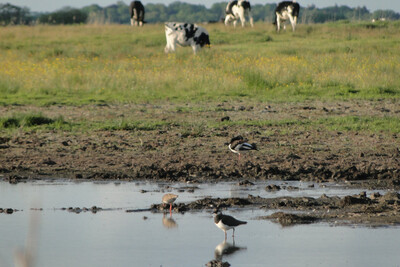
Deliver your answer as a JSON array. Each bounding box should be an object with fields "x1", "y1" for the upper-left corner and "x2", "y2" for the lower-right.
[{"x1": 0, "y1": 180, "x2": 399, "y2": 266}]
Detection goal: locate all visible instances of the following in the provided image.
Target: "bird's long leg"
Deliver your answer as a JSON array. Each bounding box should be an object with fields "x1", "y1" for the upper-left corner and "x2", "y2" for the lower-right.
[
  {"x1": 169, "y1": 204, "x2": 172, "y2": 215},
  {"x1": 232, "y1": 228, "x2": 235, "y2": 237},
  {"x1": 224, "y1": 231, "x2": 227, "y2": 240}
]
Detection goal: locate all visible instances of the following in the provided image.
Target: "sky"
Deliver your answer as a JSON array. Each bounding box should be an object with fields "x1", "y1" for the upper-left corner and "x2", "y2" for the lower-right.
[{"x1": 5, "y1": 0, "x2": 400, "y2": 13}]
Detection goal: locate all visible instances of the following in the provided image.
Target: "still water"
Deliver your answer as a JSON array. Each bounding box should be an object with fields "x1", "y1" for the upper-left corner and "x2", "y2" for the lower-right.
[{"x1": 0, "y1": 180, "x2": 399, "y2": 267}]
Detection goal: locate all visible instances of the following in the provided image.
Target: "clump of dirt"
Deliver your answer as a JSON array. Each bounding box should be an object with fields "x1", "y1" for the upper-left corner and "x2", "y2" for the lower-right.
[
  {"x1": 206, "y1": 260, "x2": 231, "y2": 267},
  {"x1": 151, "y1": 197, "x2": 252, "y2": 213},
  {"x1": 206, "y1": 259, "x2": 230, "y2": 267},
  {"x1": 266, "y1": 212, "x2": 319, "y2": 226},
  {"x1": 0, "y1": 208, "x2": 17, "y2": 214},
  {"x1": 61, "y1": 206, "x2": 103, "y2": 214}
]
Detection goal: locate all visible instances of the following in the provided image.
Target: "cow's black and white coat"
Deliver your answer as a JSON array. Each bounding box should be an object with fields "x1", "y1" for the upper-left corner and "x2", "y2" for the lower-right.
[
  {"x1": 164, "y1": 22, "x2": 210, "y2": 54},
  {"x1": 130, "y1": 1, "x2": 145, "y2": 26},
  {"x1": 274, "y1": 1, "x2": 300, "y2": 32},
  {"x1": 225, "y1": 0, "x2": 254, "y2": 28}
]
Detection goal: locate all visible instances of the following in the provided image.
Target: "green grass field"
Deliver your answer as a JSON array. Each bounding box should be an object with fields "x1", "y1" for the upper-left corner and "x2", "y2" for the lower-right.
[
  {"x1": 0, "y1": 22, "x2": 400, "y2": 133},
  {"x1": 1, "y1": 22, "x2": 400, "y2": 105}
]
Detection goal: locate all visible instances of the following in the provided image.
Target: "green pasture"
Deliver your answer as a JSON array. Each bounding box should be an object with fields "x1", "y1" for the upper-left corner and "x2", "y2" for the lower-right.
[
  {"x1": 0, "y1": 22, "x2": 399, "y2": 133},
  {"x1": 1, "y1": 22, "x2": 400, "y2": 105}
]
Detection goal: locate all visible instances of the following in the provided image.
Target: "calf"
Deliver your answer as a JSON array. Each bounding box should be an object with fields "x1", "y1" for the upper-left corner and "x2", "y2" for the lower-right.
[
  {"x1": 164, "y1": 22, "x2": 210, "y2": 54},
  {"x1": 274, "y1": 1, "x2": 300, "y2": 32},
  {"x1": 130, "y1": 1, "x2": 145, "y2": 26},
  {"x1": 225, "y1": 0, "x2": 254, "y2": 27}
]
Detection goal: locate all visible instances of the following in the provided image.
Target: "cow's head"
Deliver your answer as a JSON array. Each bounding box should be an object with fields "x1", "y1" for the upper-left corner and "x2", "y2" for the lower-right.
[{"x1": 196, "y1": 32, "x2": 210, "y2": 48}]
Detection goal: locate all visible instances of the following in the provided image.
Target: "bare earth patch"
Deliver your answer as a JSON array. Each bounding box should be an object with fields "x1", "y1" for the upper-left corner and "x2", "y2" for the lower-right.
[{"x1": 1, "y1": 100, "x2": 400, "y2": 225}]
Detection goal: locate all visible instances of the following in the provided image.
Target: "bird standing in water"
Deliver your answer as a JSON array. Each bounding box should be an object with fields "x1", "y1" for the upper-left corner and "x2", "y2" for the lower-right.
[
  {"x1": 162, "y1": 193, "x2": 178, "y2": 215},
  {"x1": 213, "y1": 209, "x2": 247, "y2": 240},
  {"x1": 228, "y1": 135, "x2": 257, "y2": 160}
]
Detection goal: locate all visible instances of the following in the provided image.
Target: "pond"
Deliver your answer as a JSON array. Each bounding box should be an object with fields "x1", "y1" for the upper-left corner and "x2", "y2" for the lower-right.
[{"x1": 0, "y1": 180, "x2": 399, "y2": 267}]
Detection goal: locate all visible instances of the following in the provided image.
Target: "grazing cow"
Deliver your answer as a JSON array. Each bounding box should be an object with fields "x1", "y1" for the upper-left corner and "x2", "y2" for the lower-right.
[
  {"x1": 274, "y1": 1, "x2": 300, "y2": 32},
  {"x1": 130, "y1": 1, "x2": 145, "y2": 26},
  {"x1": 225, "y1": 0, "x2": 254, "y2": 28},
  {"x1": 164, "y1": 22, "x2": 210, "y2": 54}
]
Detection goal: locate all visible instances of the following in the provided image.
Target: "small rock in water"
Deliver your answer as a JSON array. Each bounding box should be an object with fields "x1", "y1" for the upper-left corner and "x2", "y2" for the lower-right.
[
  {"x1": 265, "y1": 185, "x2": 281, "y2": 191},
  {"x1": 237, "y1": 180, "x2": 254, "y2": 186},
  {"x1": 206, "y1": 259, "x2": 230, "y2": 267},
  {"x1": 6, "y1": 208, "x2": 14, "y2": 214}
]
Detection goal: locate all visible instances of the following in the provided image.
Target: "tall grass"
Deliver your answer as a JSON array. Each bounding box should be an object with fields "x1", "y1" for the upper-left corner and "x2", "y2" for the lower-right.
[{"x1": 0, "y1": 23, "x2": 399, "y2": 106}]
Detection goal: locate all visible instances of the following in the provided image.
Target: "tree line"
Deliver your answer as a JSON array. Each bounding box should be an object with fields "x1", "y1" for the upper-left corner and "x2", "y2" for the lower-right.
[{"x1": 1, "y1": 1, "x2": 399, "y2": 26}]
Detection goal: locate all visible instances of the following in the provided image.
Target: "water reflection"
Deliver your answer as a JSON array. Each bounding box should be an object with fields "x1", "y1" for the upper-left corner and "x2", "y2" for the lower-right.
[
  {"x1": 14, "y1": 210, "x2": 40, "y2": 267},
  {"x1": 2, "y1": 181, "x2": 400, "y2": 267},
  {"x1": 214, "y1": 239, "x2": 246, "y2": 261},
  {"x1": 162, "y1": 212, "x2": 178, "y2": 229}
]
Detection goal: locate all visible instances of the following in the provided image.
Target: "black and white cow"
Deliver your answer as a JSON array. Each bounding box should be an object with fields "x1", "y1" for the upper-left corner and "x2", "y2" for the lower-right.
[
  {"x1": 164, "y1": 22, "x2": 210, "y2": 54},
  {"x1": 130, "y1": 1, "x2": 145, "y2": 26},
  {"x1": 225, "y1": 0, "x2": 254, "y2": 28},
  {"x1": 274, "y1": 1, "x2": 300, "y2": 32}
]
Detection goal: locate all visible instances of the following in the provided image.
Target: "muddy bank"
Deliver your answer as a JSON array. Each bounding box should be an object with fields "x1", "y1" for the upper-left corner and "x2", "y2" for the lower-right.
[
  {"x1": 1, "y1": 100, "x2": 399, "y2": 188},
  {"x1": 150, "y1": 191, "x2": 400, "y2": 227}
]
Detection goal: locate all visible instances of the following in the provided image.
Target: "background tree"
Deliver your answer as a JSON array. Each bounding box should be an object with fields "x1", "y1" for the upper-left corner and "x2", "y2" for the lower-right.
[
  {"x1": 2, "y1": 2, "x2": 400, "y2": 26},
  {"x1": 38, "y1": 7, "x2": 87, "y2": 24},
  {"x1": 0, "y1": 3, "x2": 32, "y2": 25}
]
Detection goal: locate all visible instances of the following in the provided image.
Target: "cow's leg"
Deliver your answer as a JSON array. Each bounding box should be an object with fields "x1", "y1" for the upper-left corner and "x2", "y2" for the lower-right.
[
  {"x1": 224, "y1": 15, "x2": 231, "y2": 26},
  {"x1": 240, "y1": 16, "x2": 246, "y2": 27},
  {"x1": 139, "y1": 11, "x2": 144, "y2": 27},
  {"x1": 291, "y1": 16, "x2": 297, "y2": 31},
  {"x1": 287, "y1": 14, "x2": 293, "y2": 31},
  {"x1": 238, "y1": 9, "x2": 246, "y2": 27},
  {"x1": 192, "y1": 44, "x2": 199, "y2": 55},
  {"x1": 233, "y1": 19, "x2": 238, "y2": 28},
  {"x1": 164, "y1": 34, "x2": 174, "y2": 53},
  {"x1": 130, "y1": 18, "x2": 134, "y2": 26},
  {"x1": 133, "y1": 9, "x2": 138, "y2": 26},
  {"x1": 169, "y1": 39, "x2": 177, "y2": 53},
  {"x1": 248, "y1": 11, "x2": 254, "y2": 27},
  {"x1": 276, "y1": 14, "x2": 281, "y2": 32},
  {"x1": 167, "y1": 41, "x2": 176, "y2": 53}
]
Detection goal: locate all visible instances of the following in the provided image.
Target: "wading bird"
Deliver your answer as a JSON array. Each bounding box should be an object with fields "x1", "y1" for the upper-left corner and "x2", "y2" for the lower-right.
[
  {"x1": 228, "y1": 135, "x2": 257, "y2": 160},
  {"x1": 162, "y1": 193, "x2": 178, "y2": 214},
  {"x1": 213, "y1": 209, "x2": 247, "y2": 240}
]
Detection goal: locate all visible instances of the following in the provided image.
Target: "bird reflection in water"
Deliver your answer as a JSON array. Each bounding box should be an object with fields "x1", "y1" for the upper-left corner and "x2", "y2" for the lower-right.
[
  {"x1": 214, "y1": 239, "x2": 246, "y2": 261},
  {"x1": 162, "y1": 212, "x2": 178, "y2": 229}
]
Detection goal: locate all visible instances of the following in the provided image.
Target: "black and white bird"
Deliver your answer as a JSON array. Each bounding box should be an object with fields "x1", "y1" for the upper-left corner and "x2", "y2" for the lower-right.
[
  {"x1": 228, "y1": 135, "x2": 257, "y2": 160},
  {"x1": 213, "y1": 209, "x2": 247, "y2": 240}
]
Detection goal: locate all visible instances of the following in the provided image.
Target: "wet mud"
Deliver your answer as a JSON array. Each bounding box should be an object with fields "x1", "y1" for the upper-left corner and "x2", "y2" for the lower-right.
[{"x1": 150, "y1": 191, "x2": 400, "y2": 227}]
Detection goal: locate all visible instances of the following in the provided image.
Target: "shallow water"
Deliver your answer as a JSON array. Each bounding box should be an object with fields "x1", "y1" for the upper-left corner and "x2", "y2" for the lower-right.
[{"x1": 1, "y1": 180, "x2": 399, "y2": 267}]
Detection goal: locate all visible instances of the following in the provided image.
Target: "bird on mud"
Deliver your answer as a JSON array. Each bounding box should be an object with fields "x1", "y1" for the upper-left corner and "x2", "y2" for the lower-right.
[
  {"x1": 228, "y1": 135, "x2": 257, "y2": 160},
  {"x1": 162, "y1": 193, "x2": 178, "y2": 215},
  {"x1": 213, "y1": 209, "x2": 247, "y2": 240}
]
